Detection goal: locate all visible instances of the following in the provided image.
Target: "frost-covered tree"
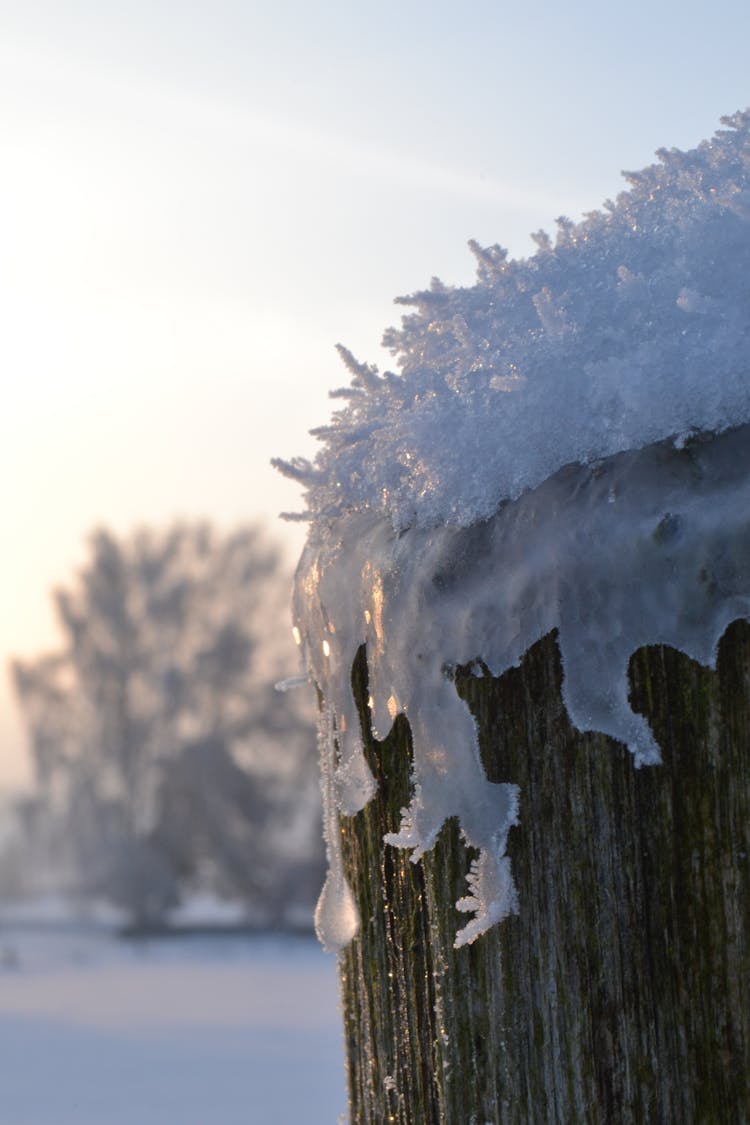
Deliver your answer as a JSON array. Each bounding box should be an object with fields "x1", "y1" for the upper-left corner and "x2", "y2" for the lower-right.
[{"x1": 12, "y1": 523, "x2": 321, "y2": 928}]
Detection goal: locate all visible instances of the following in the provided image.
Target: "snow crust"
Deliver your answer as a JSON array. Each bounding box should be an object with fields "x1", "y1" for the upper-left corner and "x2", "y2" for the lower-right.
[
  {"x1": 281, "y1": 111, "x2": 750, "y2": 950},
  {"x1": 298, "y1": 426, "x2": 750, "y2": 948},
  {"x1": 0, "y1": 917, "x2": 344, "y2": 1125}
]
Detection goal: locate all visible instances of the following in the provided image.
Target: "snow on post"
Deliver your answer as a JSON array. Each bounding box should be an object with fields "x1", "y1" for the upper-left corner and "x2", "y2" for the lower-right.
[
  {"x1": 277, "y1": 111, "x2": 750, "y2": 956},
  {"x1": 275, "y1": 109, "x2": 750, "y2": 1120}
]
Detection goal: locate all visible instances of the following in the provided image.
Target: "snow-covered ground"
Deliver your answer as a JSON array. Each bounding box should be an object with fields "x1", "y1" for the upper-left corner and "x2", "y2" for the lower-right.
[{"x1": 0, "y1": 903, "x2": 346, "y2": 1125}]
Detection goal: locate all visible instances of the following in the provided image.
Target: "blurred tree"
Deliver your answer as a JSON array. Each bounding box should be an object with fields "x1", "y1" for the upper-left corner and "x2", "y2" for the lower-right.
[{"x1": 11, "y1": 523, "x2": 321, "y2": 929}]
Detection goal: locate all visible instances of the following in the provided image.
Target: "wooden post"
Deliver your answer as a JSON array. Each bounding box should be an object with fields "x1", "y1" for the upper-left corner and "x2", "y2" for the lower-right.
[{"x1": 337, "y1": 623, "x2": 750, "y2": 1123}]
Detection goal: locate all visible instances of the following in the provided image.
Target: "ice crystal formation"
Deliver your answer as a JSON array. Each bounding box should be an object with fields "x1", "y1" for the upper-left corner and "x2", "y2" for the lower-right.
[{"x1": 277, "y1": 112, "x2": 750, "y2": 951}]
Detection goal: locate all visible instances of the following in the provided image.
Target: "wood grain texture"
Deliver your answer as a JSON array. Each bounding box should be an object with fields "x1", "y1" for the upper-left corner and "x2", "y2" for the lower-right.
[{"x1": 337, "y1": 623, "x2": 750, "y2": 1123}]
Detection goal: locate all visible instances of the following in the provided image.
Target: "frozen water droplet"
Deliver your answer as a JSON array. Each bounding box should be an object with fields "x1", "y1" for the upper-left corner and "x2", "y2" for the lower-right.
[{"x1": 314, "y1": 869, "x2": 359, "y2": 952}]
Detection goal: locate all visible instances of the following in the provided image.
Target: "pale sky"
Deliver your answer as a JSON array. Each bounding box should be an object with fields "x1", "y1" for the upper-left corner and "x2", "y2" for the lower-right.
[{"x1": 2, "y1": 0, "x2": 750, "y2": 789}]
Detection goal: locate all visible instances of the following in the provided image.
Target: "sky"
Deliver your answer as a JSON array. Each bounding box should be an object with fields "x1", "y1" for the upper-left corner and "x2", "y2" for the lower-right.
[{"x1": 2, "y1": 0, "x2": 750, "y2": 790}]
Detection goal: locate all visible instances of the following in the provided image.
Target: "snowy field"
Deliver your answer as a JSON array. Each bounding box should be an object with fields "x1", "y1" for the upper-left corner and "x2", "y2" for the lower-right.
[{"x1": 0, "y1": 903, "x2": 346, "y2": 1125}]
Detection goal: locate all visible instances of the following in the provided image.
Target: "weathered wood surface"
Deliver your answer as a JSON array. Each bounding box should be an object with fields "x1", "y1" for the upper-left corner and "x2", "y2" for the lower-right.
[{"x1": 338, "y1": 623, "x2": 750, "y2": 1123}]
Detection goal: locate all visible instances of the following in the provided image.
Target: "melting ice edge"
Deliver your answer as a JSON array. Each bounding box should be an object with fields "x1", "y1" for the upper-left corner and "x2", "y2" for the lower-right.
[{"x1": 295, "y1": 426, "x2": 750, "y2": 951}]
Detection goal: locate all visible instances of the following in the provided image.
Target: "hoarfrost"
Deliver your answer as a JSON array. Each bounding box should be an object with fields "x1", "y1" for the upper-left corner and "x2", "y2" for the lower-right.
[
  {"x1": 281, "y1": 111, "x2": 750, "y2": 949},
  {"x1": 276, "y1": 111, "x2": 750, "y2": 534}
]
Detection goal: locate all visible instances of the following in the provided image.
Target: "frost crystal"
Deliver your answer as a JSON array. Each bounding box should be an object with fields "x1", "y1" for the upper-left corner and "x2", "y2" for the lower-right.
[
  {"x1": 276, "y1": 111, "x2": 750, "y2": 533},
  {"x1": 281, "y1": 111, "x2": 750, "y2": 950}
]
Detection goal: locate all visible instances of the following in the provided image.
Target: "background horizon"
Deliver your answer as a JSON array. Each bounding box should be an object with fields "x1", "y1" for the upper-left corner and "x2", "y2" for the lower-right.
[{"x1": 4, "y1": 0, "x2": 750, "y2": 790}]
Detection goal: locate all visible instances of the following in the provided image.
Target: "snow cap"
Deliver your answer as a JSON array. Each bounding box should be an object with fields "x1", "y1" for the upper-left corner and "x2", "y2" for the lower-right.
[{"x1": 277, "y1": 110, "x2": 750, "y2": 534}]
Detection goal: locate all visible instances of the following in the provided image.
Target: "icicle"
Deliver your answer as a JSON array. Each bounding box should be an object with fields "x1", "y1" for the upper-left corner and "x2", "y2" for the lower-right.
[{"x1": 314, "y1": 703, "x2": 360, "y2": 953}]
